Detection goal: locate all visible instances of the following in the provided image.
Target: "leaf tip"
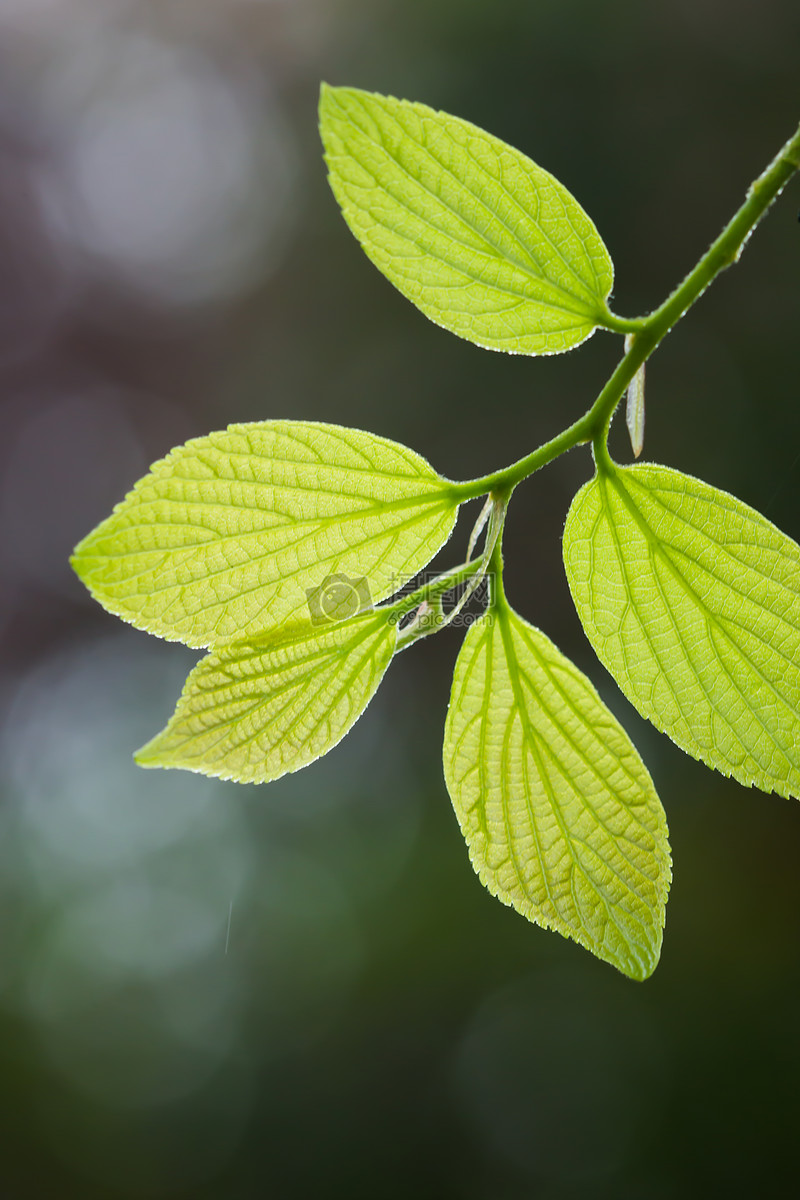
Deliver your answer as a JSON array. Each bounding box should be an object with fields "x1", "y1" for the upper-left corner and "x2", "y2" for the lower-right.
[
  {"x1": 70, "y1": 525, "x2": 112, "y2": 599},
  {"x1": 631, "y1": 951, "x2": 662, "y2": 983},
  {"x1": 591, "y1": 917, "x2": 664, "y2": 982},
  {"x1": 318, "y1": 80, "x2": 344, "y2": 123},
  {"x1": 69, "y1": 533, "x2": 94, "y2": 583},
  {"x1": 133, "y1": 733, "x2": 170, "y2": 770}
]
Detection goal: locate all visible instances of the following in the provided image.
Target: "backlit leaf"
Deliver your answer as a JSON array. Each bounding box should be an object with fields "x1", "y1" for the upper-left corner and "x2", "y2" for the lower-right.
[
  {"x1": 443, "y1": 604, "x2": 670, "y2": 980},
  {"x1": 564, "y1": 461, "x2": 800, "y2": 799},
  {"x1": 72, "y1": 421, "x2": 459, "y2": 648},
  {"x1": 624, "y1": 333, "x2": 645, "y2": 458},
  {"x1": 320, "y1": 84, "x2": 615, "y2": 355},
  {"x1": 136, "y1": 610, "x2": 396, "y2": 783}
]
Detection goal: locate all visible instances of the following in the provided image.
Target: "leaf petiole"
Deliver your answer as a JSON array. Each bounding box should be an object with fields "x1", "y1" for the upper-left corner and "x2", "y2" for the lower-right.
[{"x1": 394, "y1": 492, "x2": 509, "y2": 651}]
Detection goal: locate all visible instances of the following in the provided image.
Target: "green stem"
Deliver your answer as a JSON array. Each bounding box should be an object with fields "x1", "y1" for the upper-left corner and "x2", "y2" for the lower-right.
[
  {"x1": 590, "y1": 115, "x2": 800, "y2": 448},
  {"x1": 451, "y1": 410, "x2": 594, "y2": 499},
  {"x1": 486, "y1": 506, "x2": 508, "y2": 612},
  {"x1": 452, "y1": 116, "x2": 800, "y2": 500},
  {"x1": 392, "y1": 491, "x2": 510, "y2": 650}
]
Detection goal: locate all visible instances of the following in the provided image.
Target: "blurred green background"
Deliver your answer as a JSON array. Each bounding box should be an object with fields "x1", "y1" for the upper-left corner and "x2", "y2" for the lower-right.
[{"x1": 1, "y1": 1, "x2": 799, "y2": 1196}]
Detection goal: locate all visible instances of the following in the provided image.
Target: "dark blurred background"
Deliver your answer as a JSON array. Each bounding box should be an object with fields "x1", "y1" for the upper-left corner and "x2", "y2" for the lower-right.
[{"x1": 1, "y1": 1, "x2": 799, "y2": 1196}]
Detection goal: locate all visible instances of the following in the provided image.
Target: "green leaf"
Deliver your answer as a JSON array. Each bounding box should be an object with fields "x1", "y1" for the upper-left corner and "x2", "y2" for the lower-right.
[
  {"x1": 136, "y1": 610, "x2": 396, "y2": 783},
  {"x1": 71, "y1": 421, "x2": 459, "y2": 649},
  {"x1": 564, "y1": 460, "x2": 800, "y2": 799},
  {"x1": 624, "y1": 333, "x2": 646, "y2": 458},
  {"x1": 319, "y1": 84, "x2": 615, "y2": 356},
  {"x1": 443, "y1": 604, "x2": 670, "y2": 980}
]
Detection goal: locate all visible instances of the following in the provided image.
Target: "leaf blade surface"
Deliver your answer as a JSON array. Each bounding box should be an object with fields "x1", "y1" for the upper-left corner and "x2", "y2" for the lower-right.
[
  {"x1": 136, "y1": 610, "x2": 396, "y2": 783},
  {"x1": 443, "y1": 605, "x2": 670, "y2": 980},
  {"x1": 72, "y1": 421, "x2": 459, "y2": 648},
  {"x1": 564, "y1": 461, "x2": 800, "y2": 798},
  {"x1": 319, "y1": 85, "x2": 614, "y2": 355}
]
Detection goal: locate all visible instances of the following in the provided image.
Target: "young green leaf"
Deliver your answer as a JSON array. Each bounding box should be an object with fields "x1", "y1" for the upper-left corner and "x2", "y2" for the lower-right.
[
  {"x1": 443, "y1": 604, "x2": 670, "y2": 980},
  {"x1": 319, "y1": 84, "x2": 615, "y2": 355},
  {"x1": 71, "y1": 421, "x2": 459, "y2": 648},
  {"x1": 136, "y1": 610, "x2": 396, "y2": 783},
  {"x1": 624, "y1": 333, "x2": 646, "y2": 458},
  {"x1": 564, "y1": 461, "x2": 800, "y2": 799}
]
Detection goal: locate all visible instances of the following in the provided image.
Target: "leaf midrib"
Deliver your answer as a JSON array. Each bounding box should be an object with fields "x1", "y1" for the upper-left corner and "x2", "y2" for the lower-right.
[{"x1": 81, "y1": 494, "x2": 457, "y2": 573}]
